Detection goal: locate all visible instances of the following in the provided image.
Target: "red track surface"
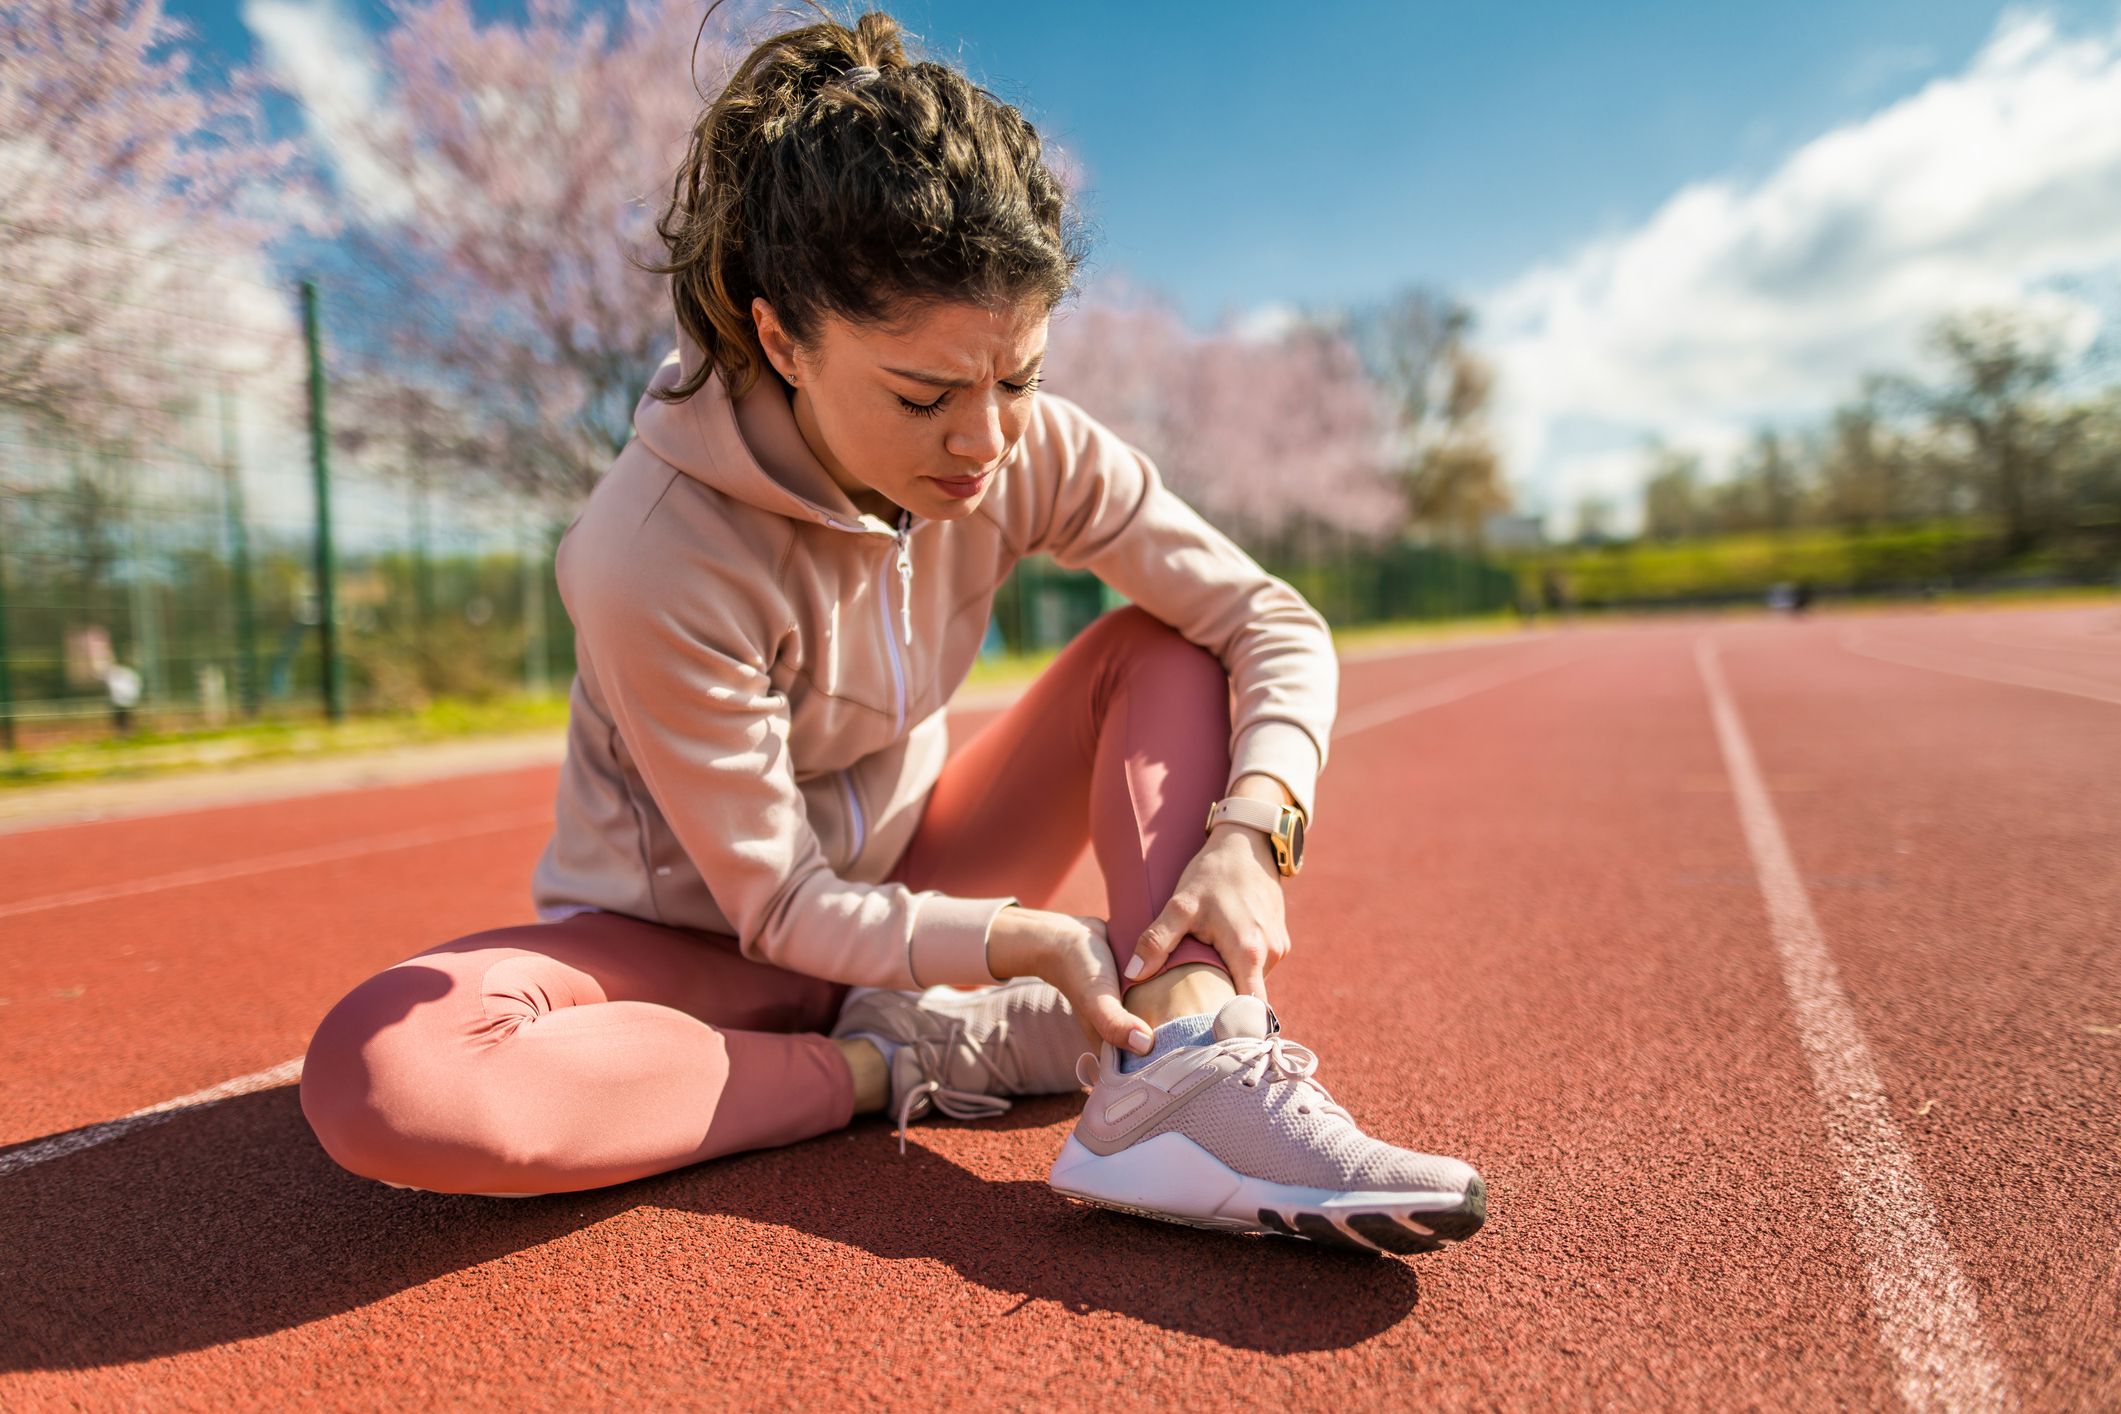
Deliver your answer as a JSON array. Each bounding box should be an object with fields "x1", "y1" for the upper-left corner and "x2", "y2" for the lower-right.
[{"x1": 3, "y1": 603, "x2": 2117, "y2": 1410}]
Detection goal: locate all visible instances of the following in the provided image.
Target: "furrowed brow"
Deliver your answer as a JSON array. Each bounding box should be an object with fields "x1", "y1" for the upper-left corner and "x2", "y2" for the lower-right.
[{"x1": 882, "y1": 353, "x2": 1047, "y2": 389}]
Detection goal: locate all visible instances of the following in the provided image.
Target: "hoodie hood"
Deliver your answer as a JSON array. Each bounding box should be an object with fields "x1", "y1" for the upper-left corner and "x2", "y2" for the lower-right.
[{"x1": 631, "y1": 319, "x2": 894, "y2": 533}]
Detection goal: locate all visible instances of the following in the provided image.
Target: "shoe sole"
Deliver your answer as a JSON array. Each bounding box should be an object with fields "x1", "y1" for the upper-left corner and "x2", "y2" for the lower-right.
[{"x1": 1048, "y1": 1133, "x2": 1486, "y2": 1255}]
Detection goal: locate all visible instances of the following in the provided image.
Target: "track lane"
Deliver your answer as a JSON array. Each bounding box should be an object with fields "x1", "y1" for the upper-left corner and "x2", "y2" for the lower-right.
[
  {"x1": 10, "y1": 608, "x2": 2105, "y2": 1406},
  {"x1": 1721, "y1": 615, "x2": 2121, "y2": 1408},
  {"x1": 0, "y1": 619, "x2": 1921, "y2": 1409}
]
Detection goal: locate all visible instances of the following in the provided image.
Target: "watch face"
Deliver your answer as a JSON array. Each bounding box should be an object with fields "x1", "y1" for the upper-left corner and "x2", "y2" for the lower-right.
[{"x1": 1286, "y1": 810, "x2": 1305, "y2": 871}]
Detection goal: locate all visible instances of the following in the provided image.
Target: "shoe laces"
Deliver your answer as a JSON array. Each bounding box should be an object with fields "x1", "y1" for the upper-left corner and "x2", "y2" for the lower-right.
[
  {"x1": 892, "y1": 1015, "x2": 1020, "y2": 1154},
  {"x1": 1221, "y1": 1035, "x2": 1352, "y2": 1122}
]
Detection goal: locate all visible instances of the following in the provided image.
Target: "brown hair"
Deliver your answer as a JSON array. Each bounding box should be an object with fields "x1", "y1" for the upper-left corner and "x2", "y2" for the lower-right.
[{"x1": 644, "y1": 3, "x2": 1089, "y2": 403}]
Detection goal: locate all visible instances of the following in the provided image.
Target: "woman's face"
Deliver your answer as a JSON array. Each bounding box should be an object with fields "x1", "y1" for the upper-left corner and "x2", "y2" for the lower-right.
[{"x1": 752, "y1": 295, "x2": 1048, "y2": 522}]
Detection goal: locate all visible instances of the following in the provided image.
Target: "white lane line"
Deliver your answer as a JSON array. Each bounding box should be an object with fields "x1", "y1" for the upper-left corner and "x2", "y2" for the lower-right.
[
  {"x1": 0, "y1": 807, "x2": 551, "y2": 921},
  {"x1": 1842, "y1": 629, "x2": 2121, "y2": 707},
  {"x1": 1334, "y1": 649, "x2": 1576, "y2": 740},
  {"x1": 1696, "y1": 636, "x2": 2011, "y2": 1414},
  {"x1": 1970, "y1": 618, "x2": 2121, "y2": 659},
  {"x1": 0, "y1": 1057, "x2": 304, "y2": 1178}
]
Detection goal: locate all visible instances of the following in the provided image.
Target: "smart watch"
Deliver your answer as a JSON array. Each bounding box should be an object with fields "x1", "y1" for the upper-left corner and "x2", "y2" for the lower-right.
[{"x1": 1203, "y1": 796, "x2": 1306, "y2": 877}]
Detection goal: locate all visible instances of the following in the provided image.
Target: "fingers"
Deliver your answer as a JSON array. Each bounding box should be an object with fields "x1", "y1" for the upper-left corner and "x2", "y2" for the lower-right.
[
  {"x1": 1082, "y1": 977, "x2": 1153, "y2": 1056},
  {"x1": 1210, "y1": 925, "x2": 1271, "y2": 1003},
  {"x1": 1125, "y1": 898, "x2": 1194, "y2": 984}
]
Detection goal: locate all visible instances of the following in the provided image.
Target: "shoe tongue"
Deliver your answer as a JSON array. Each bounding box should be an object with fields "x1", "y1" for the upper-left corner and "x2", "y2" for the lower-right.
[{"x1": 1211, "y1": 994, "x2": 1277, "y2": 1042}]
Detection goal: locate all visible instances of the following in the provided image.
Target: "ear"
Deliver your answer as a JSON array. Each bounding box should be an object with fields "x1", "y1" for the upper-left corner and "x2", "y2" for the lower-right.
[{"x1": 751, "y1": 297, "x2": 800, "y2": 384}]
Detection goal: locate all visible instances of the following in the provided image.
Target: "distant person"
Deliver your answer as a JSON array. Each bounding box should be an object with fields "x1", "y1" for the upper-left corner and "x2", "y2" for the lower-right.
[
  {"x1": 298, "y1": 5, "x2": 1483, "y2": 1258},
  {"x1": 1791, "y1": 579, "x2": 1813, "y2": 615},
  {"x1": 103, "y1": 662, "x2": 141, "y2": 736}
]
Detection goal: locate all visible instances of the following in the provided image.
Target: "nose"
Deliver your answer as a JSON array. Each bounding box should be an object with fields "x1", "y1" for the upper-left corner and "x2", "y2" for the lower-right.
[{"x1": 945, "y1": 393, "x2": 1009, "y2": 467}]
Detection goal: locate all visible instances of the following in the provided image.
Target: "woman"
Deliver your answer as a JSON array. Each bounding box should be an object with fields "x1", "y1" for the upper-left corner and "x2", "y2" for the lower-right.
[{"x1": 299, "y1": 5, "x2": 1484, "y2": 1256}]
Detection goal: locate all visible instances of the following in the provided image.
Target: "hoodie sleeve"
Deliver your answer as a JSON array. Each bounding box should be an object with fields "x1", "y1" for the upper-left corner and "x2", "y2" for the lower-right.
[
  {"x1": 563, "y1": 539, "x2": 1014, "y2": 991},
  {"x1": 1016, "y1": 395, "x2": 1337, "y2": 828}
]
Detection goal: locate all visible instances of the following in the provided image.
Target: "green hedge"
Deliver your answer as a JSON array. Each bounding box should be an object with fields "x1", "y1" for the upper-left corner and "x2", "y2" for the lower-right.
[{"x1": 1530, "y1": 519, "x2": 2119, "y2": 604}]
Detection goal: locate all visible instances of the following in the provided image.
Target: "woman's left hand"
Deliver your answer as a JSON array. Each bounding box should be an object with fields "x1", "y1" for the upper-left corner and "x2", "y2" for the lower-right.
[{"x1": 1124, "y1": 829, "x2": 1290, "y2": 1001}]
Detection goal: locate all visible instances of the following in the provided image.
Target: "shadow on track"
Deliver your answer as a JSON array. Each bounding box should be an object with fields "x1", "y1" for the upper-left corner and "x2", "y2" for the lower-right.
[
  {"x1": 657, "y1": 1095, "x2": 1422, "y2": 1353},
  {"x1": 0, "y1": 1094, "x2": 1419, "y2": 1370}
]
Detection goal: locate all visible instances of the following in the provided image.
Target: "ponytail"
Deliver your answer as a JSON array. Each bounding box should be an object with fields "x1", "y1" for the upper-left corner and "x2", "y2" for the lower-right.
[{"x1": 643, "y1": 3, "x2": 1086, "y2": 402}]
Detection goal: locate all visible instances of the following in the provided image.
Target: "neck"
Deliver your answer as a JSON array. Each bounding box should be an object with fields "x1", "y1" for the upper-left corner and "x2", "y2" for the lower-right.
[{"x1": 788, "y1": 381, "x2": 898, "y2": 520}]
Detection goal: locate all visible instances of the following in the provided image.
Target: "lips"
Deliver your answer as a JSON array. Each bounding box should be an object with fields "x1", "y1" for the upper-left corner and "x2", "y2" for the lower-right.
[{"x1": 933, "y1": 471, "x2": 990, "y2": 491}]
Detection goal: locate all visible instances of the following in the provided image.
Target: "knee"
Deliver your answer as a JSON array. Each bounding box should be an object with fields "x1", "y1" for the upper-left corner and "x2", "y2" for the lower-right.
[
  {"x1": 298, "y1": 963, "x2": 461, "y2": 1188},
  {"x1": 1089, "y1": 605, "x2": 1229, "y2": 694}
]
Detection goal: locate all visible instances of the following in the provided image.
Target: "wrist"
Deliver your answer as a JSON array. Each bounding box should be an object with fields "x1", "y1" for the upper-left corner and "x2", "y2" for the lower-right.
[
  {"x1": 1207, "y1": 820, "x2": 1281, "y2": 874},
  {"x1": 985, "y1": 904, "x2": 1062, "y2": 979}
]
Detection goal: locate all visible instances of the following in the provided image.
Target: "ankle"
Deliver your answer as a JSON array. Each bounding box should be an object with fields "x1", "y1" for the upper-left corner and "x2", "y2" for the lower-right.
[
  {"x1": 1124, "y1": 962, "x2": 1236, "y2": 1027},
  {"x1": 833, "y1": 1036, "x2": 891, "y2": 1114}
]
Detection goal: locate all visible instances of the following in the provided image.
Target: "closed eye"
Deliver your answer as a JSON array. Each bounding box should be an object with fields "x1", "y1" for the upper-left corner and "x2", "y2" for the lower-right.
[{"x1": 897, "y1": 375, "x2": 1043, "y2": 419}]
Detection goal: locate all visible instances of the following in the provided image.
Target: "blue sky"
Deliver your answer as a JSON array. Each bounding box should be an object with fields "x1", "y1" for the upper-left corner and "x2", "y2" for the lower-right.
[
  {"x1": 171, "y1": 0, "x2": 2101, "y2": 321},
  {"x1": 175, "y1": 0, "x2": 2121, "y2": 529}
]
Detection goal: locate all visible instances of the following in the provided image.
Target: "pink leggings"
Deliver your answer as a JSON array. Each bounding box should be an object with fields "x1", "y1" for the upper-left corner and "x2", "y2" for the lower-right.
[{"x1": 299, "y1": 606, "x2": 1233, "y2": 1196}]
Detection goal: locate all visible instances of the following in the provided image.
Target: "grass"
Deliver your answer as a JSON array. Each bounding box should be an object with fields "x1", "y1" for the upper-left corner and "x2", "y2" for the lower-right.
[{"x1": 0, "y1": 694, "x2": 574, "y2": 790}]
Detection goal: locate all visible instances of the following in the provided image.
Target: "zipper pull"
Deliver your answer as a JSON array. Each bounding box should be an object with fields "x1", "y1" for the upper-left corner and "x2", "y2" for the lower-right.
[
  {"x1": 895, "y1": 511, "x2": 915, "y2": 647},
  {"x1": 896, "y1": 550, "x2": 914, "y2": 647}
]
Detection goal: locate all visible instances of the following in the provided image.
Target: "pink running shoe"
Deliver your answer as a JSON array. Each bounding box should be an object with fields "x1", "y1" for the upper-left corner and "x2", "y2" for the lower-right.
[
  {"x1": 1048, "y1": 995, "x2": 1487, "y2": 1253},
  {"x1": 830, "y1": 978, "x2": 1087, "y2": 1152}
]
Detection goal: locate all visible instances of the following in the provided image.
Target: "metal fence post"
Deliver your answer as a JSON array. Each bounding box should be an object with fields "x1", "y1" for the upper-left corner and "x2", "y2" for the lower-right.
[
  {"x1": 217, "y1": 381, "x2": 261, "y2": 716},
  {"x1": 0, "y1": 502, "x2": 14, "y2": 752},
  {"x1": 522, "y1": 508, "x2": 549, "y2": 696},
  {"x1": 301, "y1": 279, "x2": 343, "y2": 721},
  {"x1": 123, "y1": 466, "x2": 167, "y2": 707}
]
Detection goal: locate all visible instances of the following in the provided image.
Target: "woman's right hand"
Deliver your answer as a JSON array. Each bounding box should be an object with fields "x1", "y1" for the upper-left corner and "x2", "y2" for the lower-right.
[{"x1": 988, "y1": 907, "x2": 1152, "y2": 1059}]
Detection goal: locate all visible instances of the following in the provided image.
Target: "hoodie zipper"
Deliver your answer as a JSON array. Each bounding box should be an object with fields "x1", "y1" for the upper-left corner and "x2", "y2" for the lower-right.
[{"x1": 878, "y1": 506, "x2": 915, "y2": 738}]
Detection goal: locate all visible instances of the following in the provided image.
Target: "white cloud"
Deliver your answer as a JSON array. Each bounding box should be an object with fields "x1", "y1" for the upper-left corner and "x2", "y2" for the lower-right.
[
  {"x1": 1226, "y1": 300, "x2": 1304, "y2": 344},
  {"x1": 241, "y1": 0, "x2": 412, "y2": 221},
  {"x1": 1481, "y1": 8, "x2": 2121, "y2": 537}
]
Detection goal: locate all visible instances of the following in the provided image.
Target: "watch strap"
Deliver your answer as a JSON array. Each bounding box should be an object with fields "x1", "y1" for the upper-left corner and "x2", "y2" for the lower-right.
[
  {"x1": 1204, "y1": 796, "x2": 1287, "y2": 836},
  {"x1": 1203, "y1": 795, "x2": 1302, "y2": 877}
]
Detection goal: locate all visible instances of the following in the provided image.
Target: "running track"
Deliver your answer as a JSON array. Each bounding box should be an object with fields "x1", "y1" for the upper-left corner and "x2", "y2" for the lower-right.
[{"x1": 2, "y1": 602, "x2": 2116, "y2": 1411}]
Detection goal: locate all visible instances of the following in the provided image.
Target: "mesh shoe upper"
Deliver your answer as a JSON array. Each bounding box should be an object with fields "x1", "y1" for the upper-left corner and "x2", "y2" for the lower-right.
[
  {"x1": 1071, "y1": 995, "x2": 1480, "y2": 1197},
  {"x1": 831, "y1": 978, "x2": 1087, "y2": 1150},
  {"x1": 1123, "y1": 1039, "x2": 1476, "y2": 1192}
]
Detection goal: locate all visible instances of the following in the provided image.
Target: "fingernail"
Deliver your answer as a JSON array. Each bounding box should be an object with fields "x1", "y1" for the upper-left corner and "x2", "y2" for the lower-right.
[
  {"x1": 1123, "y1": 957, "x2": 1144, "y2": 980},
  {"x1": 1126, "y1": 1026, "x2": 1152, "y2": 1054}
]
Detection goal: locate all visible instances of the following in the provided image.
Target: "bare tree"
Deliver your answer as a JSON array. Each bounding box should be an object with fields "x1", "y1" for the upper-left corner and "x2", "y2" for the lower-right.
[
  {"x1": 1724, "y1": 427, "x2": 1806, "y2": 532},
  {"x1": 1345, "y1": 288, "x2": 1510, "y2": 546},
  {"x1": 1640, "y1": 443, "x2": 1706, "y2": 541},
  {"x1": 1916, "y1": 308, "x2": 2086, "y2": 556}
]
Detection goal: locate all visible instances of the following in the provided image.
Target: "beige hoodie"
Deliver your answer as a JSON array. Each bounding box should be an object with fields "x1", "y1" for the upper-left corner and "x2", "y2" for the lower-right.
[{"x1": 529, "y1": 325, "x2": 1339, "y2": 990}]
